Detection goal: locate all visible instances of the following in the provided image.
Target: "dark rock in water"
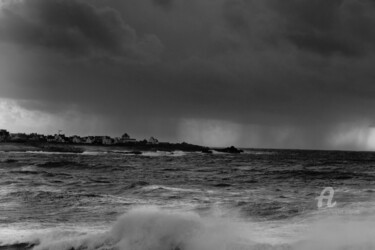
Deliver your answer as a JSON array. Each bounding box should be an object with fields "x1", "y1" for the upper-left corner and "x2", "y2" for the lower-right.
[
  {"x1": 213, "y1": 183, "x2": 231, "y2": 187},
  {"x1": 3, "y1": 159, "x2": 17, "y2": 163},
  {"x1": 237, "y1": 201, "x2": 247, "y2": 206},
  {"x1": 37, "y1": 161, "x2": 87, "y2": 168},
  {"x1": 201, "y1": 148, "x2": 213, "y2": 154},
  {"x1": 37, "y1": 144, "x2": 83, "y2": 153},
  {"x1": 0, "y1": 242, "x2": 36, "y2": 250},
  {"x1": 121, "y1": 151, "x2": 142, "y2": 155},
  {"x1": 215, "y1": 146, "x2": 243, "y2": 154}
]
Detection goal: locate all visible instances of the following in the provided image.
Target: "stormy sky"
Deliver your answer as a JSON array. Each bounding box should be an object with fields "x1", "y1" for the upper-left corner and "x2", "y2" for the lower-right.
[{"x1": 1, "y1": 0, "x2": 375, "y2": 150}]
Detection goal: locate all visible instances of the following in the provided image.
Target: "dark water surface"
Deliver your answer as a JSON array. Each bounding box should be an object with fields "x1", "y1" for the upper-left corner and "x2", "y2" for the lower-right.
[{"x1": 1, "y1": 148, "x2": 375, "y2": 249}]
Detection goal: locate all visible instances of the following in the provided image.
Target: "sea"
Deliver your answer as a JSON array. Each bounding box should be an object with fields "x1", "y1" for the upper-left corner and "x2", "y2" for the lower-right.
[{"x1": 1, "y1": 147, "x2": 375, "y2": 250}]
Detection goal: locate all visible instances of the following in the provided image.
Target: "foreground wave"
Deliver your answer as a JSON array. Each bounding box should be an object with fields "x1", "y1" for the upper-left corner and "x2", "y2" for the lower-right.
[{"x1": 2, "y1": 206, "x2": 375, "y2": 250}]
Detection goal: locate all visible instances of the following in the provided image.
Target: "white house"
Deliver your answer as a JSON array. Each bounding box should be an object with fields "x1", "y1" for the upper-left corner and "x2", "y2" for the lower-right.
[
  {"x1": 113, "y1": 137, "x2": 122, "y2": 144},
  {"x1": 148, "y1": 136, "x2": 159, "y2": 144},
  {"x1": 54, "y1": 134, "x2": 66, "y2": 143},
  {"x1": 84, "y1": 136, "x2": 96, "y2": 144},
  {"x1": 120, "y1": 133, "x2": 136, "y2": 143},
  {"x1": 71, "y1": 136, "x2": 82, "y2": 144},
  {"x1": 102, "y1": 136, "x2": 113, "y2": 145}
]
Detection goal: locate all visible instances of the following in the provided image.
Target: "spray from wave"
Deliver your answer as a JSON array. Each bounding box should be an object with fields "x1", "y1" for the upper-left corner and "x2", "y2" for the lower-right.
[{"x1": 3, "y1": 206, "x2": 375, "y2": 250}]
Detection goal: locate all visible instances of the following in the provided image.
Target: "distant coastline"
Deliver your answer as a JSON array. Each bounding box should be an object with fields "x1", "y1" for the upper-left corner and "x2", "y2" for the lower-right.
[{"x1": 0, "y1": 129, "x2": 243, "y2": 154}]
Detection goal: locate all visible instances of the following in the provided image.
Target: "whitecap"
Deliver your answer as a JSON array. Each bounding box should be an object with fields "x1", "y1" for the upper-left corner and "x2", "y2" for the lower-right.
[
  {"x1": 25, "y1": 151, "x2": 79, "y2": 155},
  {"x1": 211, "y1": 150, "x2": 228, "y2": 155},
  {"x1": 81, "y1": 151, "x2": 107, "y2": 156},
  {"x1": 142, "y1": 151, "x2": 187, "y2": 157},
  {"x1": 141, "y1": 185, "x2": 202, "y2": 193},
  {"x1": 6, "y1": 206, "x2": 375, "y2": 250},
  {"x1": 20, "y1": 165, "x2": 39, "y2": 172}
]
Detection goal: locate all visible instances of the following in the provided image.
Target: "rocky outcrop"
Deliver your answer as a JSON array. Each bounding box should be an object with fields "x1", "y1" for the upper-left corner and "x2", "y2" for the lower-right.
[{"x1": 215, "y1": 146, "x2": 243, "y2": 154}]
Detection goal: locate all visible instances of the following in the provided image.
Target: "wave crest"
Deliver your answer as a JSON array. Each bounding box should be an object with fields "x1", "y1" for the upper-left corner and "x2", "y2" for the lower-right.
[
  {"x1": 6, "y1": 207, "x2": 375, "y2": 250},
  {"x1": 31, "y1": 207, "x2": 255, "y2": 250}
]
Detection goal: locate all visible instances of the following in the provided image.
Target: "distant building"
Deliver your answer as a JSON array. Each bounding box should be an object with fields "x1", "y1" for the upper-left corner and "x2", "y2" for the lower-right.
[
  {"x1": 54, "y1": 134, "x2": 67, "y2": 143},
  {"x1": 9, "y1": 133, "x2": 28, "y2": 142},
  {"x1": 0, "y1": 129, "x2": 10, "y2": 142},
  {"x1": 71, "y1": 136, "x2": 82, "y2": 144},
  {"x1": 120, "y1": 133, "x2": 136, "y2": 143},
  {"x1": 46, "y1": 135, "x2": 55, "y2": 142},
  {"x1": 94, "y1": 136, "x2": 104, "y2": 144},
  {"x1": 38, "y1": 134, "x2": 47, "y2": 142},
  {"x1": 82, "y1": 136, "x2": 103, "y2": 144},
  {"x1": 122, "y1": 133, "x2": 130, "y2": 140},
  {"x1": 0, "y1": 129, "x2": 143, "y2": 145},
  {"x1": 84, "y1": 136, "x2": 96, "y2": 144},
  {"x1": 102, "y1": 136, "x2": 113, "y2": 145},
  {"x1": 29, "y1": 133, "x2": 45, "y2": 142},
  {"x1": 113, "y1": 137, "x2": 122, "y2": 144},
  {"x1": 148, "y1": 136, "x2": 159, "y2": 144}
]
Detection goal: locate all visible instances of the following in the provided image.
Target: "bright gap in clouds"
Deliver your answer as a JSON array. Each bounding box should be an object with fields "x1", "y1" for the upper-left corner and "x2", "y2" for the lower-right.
[
  {"x1": 328, "y1": 123, "x2": 375, "y2": 151},
  {"x1": 2, "y1": 98, "x2": 375, "y2": 151},
  {"x1": 366, "y1": 127, "x2": 375, "y2": 151},
  {"x1": 0, "y1": 98, "x2": 51, "y2": 133},
  {"x1": 0, "y1": 98, "x2": 105, "y2": 136},
  {"x1": 178, "y1": 119, "x2": 375, "y2": 151}
]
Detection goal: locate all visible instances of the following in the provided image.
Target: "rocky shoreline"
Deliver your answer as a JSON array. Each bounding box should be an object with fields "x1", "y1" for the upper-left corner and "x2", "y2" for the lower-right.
[{"x1": 0, "y1": 142, "x2": 243, "y2": 154}]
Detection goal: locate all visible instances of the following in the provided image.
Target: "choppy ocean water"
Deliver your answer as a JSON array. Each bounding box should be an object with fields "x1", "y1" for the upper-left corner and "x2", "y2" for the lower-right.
[{"x1": 1, "y1": 147, "x2": 375, "y2": 249}]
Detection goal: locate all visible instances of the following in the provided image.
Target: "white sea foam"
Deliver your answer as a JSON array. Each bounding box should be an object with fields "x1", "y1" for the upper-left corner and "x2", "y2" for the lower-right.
[
  {"x1": 109, "y1": 150, "x2": 136, "y2": 154},
  {"x1": 81, "y1": 151, "x2": 107, "y2": 155},
  {"x1": 0, "y1": 224, "x2": 108, "y2": 247},
  {"x1": 142, "y1": 151, "x2": 187, "y2": 157},
  {"x1": 170, "y1": 151, "x2": 188, "y2": 157},
  {"x1": 211, "y1": 150, "x2": 227, "y2": 155},
  {"x1": 32, "y1": 207, "x2": 256, "y2": 250},
  {"x1": 25, "y1": 151, "x2": 79, "y2": 155},
  {"x1": 0, "y1": 185, "x2": 17, "y2": 197},
  {"x1": 293, "y1": 216, "x2": 375, "y2": 250},
  {"x1": 20, "y1": 165, "x2": 39, "y2": 172},
  {"x1": 22, "y1": 150, "x2": 107, "y2": 156},
  {"x1": 18, "y1": 207, "x2": 375, "y2": 250},
  {"x1": 141, "y1": 185, "x2": 203, "y2": 193}
]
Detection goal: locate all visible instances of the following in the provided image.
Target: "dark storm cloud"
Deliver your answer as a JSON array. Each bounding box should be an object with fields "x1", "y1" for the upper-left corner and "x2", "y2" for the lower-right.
[
  {"x1": 152, "y1": 0, "x2": 174, "y2": 9},
  {"x1": 222, "y1": 0, "x2": 249, "y2": 30},
  {"x1": 268, "y1": 0, "x2": 375, "y2": 56},
  {"x1": 218, "y1": 0, "x2": 375, "y2": 57},
  {"x1": 1, "y1": 0, "x2": 375, "y2": 149},
  {"x1": 0, "y1": 0, "x2": 163, "y2": 60}
]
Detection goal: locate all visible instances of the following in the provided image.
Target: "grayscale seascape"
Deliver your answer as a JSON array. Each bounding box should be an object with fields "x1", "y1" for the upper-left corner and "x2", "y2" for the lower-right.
[
  {"x1": 1, "y1": 148, "x2": 375, "y2": 249},
  {"x1": 1, "y1": 0, "x2": 375, "y2": 249}
]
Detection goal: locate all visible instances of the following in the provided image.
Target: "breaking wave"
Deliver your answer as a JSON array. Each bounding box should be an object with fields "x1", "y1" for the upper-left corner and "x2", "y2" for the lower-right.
[
  {"x1": 140, "y1": 185, "x2": 203, "y2": 193},
  {"x1": 25, "y1": 151, "x2": 81, "y2": 155},
  {"x1": 141, "y1": 151, "x2": 187, "y2": 157},
  {"x1": 3, "y1": 206, "x2": 375, "y2": 250}
]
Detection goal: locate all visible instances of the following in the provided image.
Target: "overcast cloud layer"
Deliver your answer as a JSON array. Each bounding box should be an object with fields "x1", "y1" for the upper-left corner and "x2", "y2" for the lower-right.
[{"x1": 1, "y1": 0, "x2": 375, "y2": 150}]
